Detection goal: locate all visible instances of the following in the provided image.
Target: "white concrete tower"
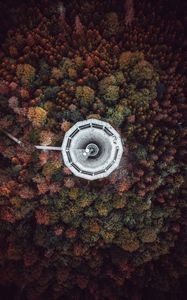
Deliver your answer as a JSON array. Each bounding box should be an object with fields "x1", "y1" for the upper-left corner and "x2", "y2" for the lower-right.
[{"x1": 62, "y1": 119, "x2": 123, "y2": 180}]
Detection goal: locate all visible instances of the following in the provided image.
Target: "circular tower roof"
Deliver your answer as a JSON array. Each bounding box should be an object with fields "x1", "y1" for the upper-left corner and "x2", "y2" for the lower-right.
[{"x1": 62, "y1": 119, "x2": 123, "y2": 180}]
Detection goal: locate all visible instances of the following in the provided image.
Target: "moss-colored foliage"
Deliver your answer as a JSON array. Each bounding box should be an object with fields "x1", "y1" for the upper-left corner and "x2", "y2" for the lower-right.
[
  {"x1": 119, "y1": 51, "x2": 159, "y2": 103},
  {"x1": 37, "y1": 60, "x2": 51, "y2": 83},
  {"x1": 75, "y1": 85, "x2": 95, "y2": 107},
  {"x1": 99, "y1": 75, "x2": 120, "y2": 102},
  {"x1": 138, "y1": 228, "x2": 157, "y2": 243},
  {"x1": 103, "y1": 85, "x2": 120, "y2": 102},
  {"x1": 44, "y1": 86, "x2": 61, "y2": 100},
  {"x1": 130, "y1": 60, "x2": 155, "y2": 82},
  {"x1": 119, "y1": 51, "x2": 144, "y2": 70},
  {"x1": 99, "y1": 75, "x2": 117, "y2": 94},
  {"x1": 105, "y1": 103, "x2": 131, "y2": 127},
  {"x1": 117, "y1": 228, "x2": 140, "y2": 252},
  {"x1": 104, "y1": 53, "x2": 159, "y2": 127},
  {"x1": 27, "y1": 107, "x2": 47, "y2": 128},
  {"x1": 60, "y1": 109, "x2": 83, "y2": 122},
  {"x1": 16, "y1": 63, "x2": 36, "y2": 87},
  {"x1": 133, "y1": 145, "x2": 148, "y2": 160},
  {"x1": 114, "y1": 71, "x2": 125, "y2": 86},
  {"x1": 51, "y1": 67, "x2": 63, "y2": 80},
  {"x1": 79, "y1": 194, "x2": 94, "y2": 208},
  {"x1": 27, "y1": 129, "x2": 41, "y2": 143},
  {"x1": 59, "y1": 58, "x2": 76, "y2": 79},
  {"x1": 95, "y1": 201, "x2": 112, "y2": 216}
]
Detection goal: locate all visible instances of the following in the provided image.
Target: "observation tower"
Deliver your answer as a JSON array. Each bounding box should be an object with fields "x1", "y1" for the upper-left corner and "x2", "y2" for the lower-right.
[{"x1": 62, "y1": 119, "x2": 123, "y2": 180}]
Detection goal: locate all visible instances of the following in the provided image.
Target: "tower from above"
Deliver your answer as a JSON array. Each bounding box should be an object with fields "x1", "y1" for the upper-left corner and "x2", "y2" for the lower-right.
[{"x1": 62, "y1": 119, "x2": 123, "y2": 180}]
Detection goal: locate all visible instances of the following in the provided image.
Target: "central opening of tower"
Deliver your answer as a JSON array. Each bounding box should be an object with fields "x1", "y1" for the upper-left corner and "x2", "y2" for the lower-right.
[{"x1": 83, "y1": 143, "x2": 99, "y2": 158}]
